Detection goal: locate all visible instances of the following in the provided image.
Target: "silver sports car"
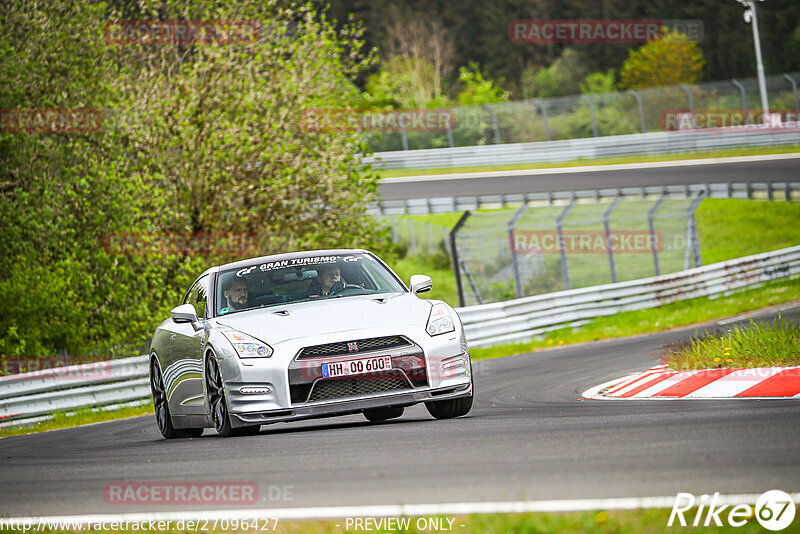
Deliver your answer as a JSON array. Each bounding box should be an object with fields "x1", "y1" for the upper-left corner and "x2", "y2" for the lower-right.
[{"x1": 149, "y1": 249, "x2": 473, "y2": 438}]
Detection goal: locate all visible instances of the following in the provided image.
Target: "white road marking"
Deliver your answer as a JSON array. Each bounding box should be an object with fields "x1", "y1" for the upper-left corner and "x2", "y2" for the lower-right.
[
  {"x1": 5, "y1": 494, "x2": 800, "y2": 524},
  {"x1": 381, "y1": 153, "x2": 800, "y2": 183}
]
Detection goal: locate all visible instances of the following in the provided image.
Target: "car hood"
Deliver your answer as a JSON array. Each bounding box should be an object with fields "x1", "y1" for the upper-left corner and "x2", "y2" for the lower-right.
[{"x1": 213, "y1": 293, "x2": 432, "y2": 345}]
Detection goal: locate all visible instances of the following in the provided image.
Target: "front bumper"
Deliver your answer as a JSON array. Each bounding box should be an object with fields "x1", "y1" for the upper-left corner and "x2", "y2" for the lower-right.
[
  {"x1": 230, "y1": 379, "x2": 472, "y2": 426},
  {"x1": 215, "y1": 323, "x2": 470, "y2": 428}
]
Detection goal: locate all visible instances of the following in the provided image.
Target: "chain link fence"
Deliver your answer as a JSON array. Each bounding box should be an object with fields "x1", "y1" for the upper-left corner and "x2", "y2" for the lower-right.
[
  {"x1": 450, "y1": 195, "x2": 702, "y2": 306},
  {"x1": 362, "y1": 72, "x2": 800, "y2": 152}
]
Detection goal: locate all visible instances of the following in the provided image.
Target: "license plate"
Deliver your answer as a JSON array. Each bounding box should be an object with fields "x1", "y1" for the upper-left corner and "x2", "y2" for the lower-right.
[{"x1": 321, "y1": 356, "x2": 392, "y2": 378}]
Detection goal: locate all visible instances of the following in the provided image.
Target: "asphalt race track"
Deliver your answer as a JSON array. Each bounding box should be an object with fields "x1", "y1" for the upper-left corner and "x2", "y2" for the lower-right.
[
  {"x1": 1, "y1": 306, "x2": 798, "y2": 517},
  {"x1": 377, "y1": 155, "x2": 800, "y2": 200}
]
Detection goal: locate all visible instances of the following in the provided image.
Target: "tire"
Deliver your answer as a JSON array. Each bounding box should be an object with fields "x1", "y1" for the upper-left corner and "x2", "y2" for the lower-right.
[
  {"x1": 206, "y1": 354, "x2": 260, "y2": 437},
  {"x1": 150, "y1": 357, "x2": 203, "y2": 439},
  {"x1": 425, "y1": 394, "x2": 473, "y2": 420},
  {"x1": 363, "y1": 406, "x2": 404, "y2": 422}
]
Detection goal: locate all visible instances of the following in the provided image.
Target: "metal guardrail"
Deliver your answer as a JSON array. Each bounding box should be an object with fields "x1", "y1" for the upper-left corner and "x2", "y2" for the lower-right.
[
  {"x1": 363, "y1": 129, "x2": 800, "y2": 170},
  {"x1": 2, "y1": 246, "x2": 799, "y2": 426},
  {"x1": 369, "y1": 181, "x2": 800, "y2": 216},
  {"x1": 456, "y1": 245, "x2": 800, "y2": 347},
  {"x1": 0, "y1": 356, "x2": 150, "y2": 425}
]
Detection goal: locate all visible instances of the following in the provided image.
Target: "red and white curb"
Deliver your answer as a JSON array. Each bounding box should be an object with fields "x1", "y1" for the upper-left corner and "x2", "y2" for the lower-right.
[{"x1": 584, "y1": 364, "x2": 800, "y2": 399}]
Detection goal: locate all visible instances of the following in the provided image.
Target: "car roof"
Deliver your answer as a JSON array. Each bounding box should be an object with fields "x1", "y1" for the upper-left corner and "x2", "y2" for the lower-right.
[{"x1": 214, "y1": 248, "x2": 370, "y2": 273}]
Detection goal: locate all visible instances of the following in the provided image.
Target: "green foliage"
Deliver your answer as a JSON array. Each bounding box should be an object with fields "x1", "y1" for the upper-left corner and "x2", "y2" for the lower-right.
[
  {"x1": 457, "y1": 63, "x2": 509, "y2": 106},
  {"x1": 620, "y1": 29, "x2": 705, "y2": 89},
  {"x1": 519, "y1": 49, "x2": 591, "y2": 98},
  {"x1": 363, "y1": 55, "x2": 450, "y2": 109},
  {"x1": 580, "y1": 70, "x2": 617, "y2": 94},
  {"x1": 0, "y1": 0, "x2": 387, "y2": 359}
]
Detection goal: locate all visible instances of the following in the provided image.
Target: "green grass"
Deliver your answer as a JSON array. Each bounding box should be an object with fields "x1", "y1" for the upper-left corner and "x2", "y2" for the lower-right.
[
  {"x1": 697, "y1": 199, "x2": 800, "y2": 264},
  {"x1": 0, "y1": 403, "x2": 153, "y2": 438},
  {"x1": 468, "y1": 276, "x2": 800, "y2": 361},
  {"x1": 376, "y1": 145, "x2": 800, "y2": 178},
  {"x1": 392, "y1": 254, "x2": 458, "y2": 304},
  {"x1": 5, "y1": 508, "x2": 792, "y2": 533},
  {"x1": 662, "y1": 317, "x2": 800, "y2": 370}
]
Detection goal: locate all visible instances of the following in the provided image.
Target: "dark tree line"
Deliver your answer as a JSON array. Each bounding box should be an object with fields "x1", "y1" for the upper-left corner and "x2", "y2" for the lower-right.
[{"x1": 327, "y1": 0, "x2": 800, "y2": 96}]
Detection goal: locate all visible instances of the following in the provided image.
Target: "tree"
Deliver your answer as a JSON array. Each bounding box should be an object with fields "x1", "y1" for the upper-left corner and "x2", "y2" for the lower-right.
[
  {"x1": 519, "y1": 49, "x2": 592, "y2": 99},
  {"x1": 0, "y1": 0, "x2": 386, "y2": 359},
  {"x1": 457, "y1": 63, "x2": 509, "y2": 106},
  {"x1": 368, "y1": 6, "x2": 454, "y2": 108},
  {"x1": 620, "y1": 29, "x2": 705, "y2": 90}
]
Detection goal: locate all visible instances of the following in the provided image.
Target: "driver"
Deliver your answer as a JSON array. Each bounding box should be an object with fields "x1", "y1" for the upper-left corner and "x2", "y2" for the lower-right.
[
  {"x1": 223, "y1": 277, "x2": 249, "y2": 310},
  {"x1": 307, "y1": 263, "x2": 344, "y2": 297}
]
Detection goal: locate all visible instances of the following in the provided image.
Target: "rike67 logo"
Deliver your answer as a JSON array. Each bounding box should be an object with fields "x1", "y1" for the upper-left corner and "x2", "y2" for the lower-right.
[{"x1": 669, "y1": 490, "x2": 796, "y2": 531}]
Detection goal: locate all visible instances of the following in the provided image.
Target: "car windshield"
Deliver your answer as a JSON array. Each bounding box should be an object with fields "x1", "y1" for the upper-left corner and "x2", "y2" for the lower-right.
[{"x1": 215, "y1": 252, "x2": 406, "y2": 316}]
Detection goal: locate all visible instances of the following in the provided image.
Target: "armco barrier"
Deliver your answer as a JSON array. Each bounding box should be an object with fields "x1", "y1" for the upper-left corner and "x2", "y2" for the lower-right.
[
  {"x1": 363, "y1": 129, "x2": 800, "y2": 170},
  {"x1": 369, "y1": 181, "x2": 800, "y2": 216},
  {"x1": 1, "y1": 247, "x2": 799, "y2": 426},
  {"x1": 457, "y1": 245, "x2": 800, "y2": 347}
]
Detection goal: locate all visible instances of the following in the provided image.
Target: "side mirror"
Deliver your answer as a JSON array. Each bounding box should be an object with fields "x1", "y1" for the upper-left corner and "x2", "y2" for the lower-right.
[
  {"x1": 409, "y1": 274, "x2": 433, "y2": 294},
  {"x1": 171, "y1": 303, "x2": 199, "y2": 324}
]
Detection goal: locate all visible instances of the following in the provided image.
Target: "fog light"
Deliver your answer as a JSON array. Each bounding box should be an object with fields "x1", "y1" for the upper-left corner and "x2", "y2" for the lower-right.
[{"x1": 239, "y1": 386, "x2": 271, "y2": 394}]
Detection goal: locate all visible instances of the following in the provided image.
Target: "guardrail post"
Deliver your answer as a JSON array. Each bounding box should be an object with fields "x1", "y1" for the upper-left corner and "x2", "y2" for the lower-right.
[
  {"x1": 556, "y1": 195, "x2": 576, "y2": 290},
  {"x1": 460, "y1": 259, "x2": 483, "y2": 305},
  {"x1": 628, "y1": 89, "x2": 647, "y2": 133},
  {"x1": 680, "y1": 84, "x2": 695, "y2": 127},
  {"x1": 767, "y1": 182, "x2": 774, "y2": 201},
  {"x1": 483, "y1": 104, "x2": 502, "y2": 144},
  {"x1": 408, "y1": 219, "x2": 417, "y2": 254},
  {"x1": 731, "y1": 79, "x2": 747, "y2": 116},
  {"x1": 401, "y1": 123, "x2": 409, "y2": 151},
  {"x1": 532, "y1": 98, "x2": 551, "y2": 141},
  {"x1": 390, "y1": 216, "x2": 399, "y2": 243},
  {"x1": 580, "y1": 94, "x2": 599, "y2": 137},
  {"x1": 603, "y1": 196, "x2": 623, "y2": 283},
  {"x1": 508, "y1": 205, "x2": 529, "y2": 298},
  {"x1": 648, "y1": 196, "x2": 666, "y2": 276},
  {"x1": 684, "y1": 193, "x2": 705, "y2": 270},
  {"x1": 784, "y1": 74, "x2": 800, "y2": 119},
  {"x1": 450, "y1": 211, "x2": 472, "y2": 307}
]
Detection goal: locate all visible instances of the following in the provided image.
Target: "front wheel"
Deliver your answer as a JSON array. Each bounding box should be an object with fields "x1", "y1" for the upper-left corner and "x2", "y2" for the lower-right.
[
  {"x1": 206, "y1": 355, "x2": 260, "y2": 437},
  {"x1": 150, "y1": 358, "x2": 203, "y2": 439},
  {"x1": 425, "y1": 395, "x2": 473, "y2": 420}
]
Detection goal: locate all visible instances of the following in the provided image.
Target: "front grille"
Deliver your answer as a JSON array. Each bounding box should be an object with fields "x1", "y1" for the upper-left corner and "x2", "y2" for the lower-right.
[
  {"x1": 297, "y1": 336, "x2": 412, "y2": 359},
  {"x1": 306, "y1": 374, "x2": 410, "y2": 402}
]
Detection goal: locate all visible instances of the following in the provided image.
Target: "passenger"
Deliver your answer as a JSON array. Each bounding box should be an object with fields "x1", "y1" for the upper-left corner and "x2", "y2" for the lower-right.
[{"x1": 223, "y1": 277, "x2": 249, "y2": 310}]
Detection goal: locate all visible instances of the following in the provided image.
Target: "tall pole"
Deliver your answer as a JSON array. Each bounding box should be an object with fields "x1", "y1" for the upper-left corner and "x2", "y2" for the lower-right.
[{"x1": 740, "y1": 1, "x2": 769, "y2": 122}]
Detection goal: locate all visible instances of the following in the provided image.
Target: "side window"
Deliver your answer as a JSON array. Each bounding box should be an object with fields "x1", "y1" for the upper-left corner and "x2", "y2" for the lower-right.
[{"x1": 184, "y1": 275, "x2": 210, "y2": 319}]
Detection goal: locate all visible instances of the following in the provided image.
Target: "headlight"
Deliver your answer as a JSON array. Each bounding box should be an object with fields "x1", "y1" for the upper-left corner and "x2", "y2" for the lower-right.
[
  {"x1": 426, "y1": 302, "x2": 455, "y2": 336},
  {"x1": 222, "y1": 331, "x2": 273, "y2": 358}
]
